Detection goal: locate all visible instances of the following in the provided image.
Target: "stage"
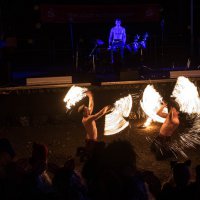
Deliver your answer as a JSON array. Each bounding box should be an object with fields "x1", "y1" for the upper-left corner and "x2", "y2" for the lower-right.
[
  {"x1": 1, "y1": 74, "x2": 200, "y2": 124},
  {"x1": 1, "y1": 63, "x2": 199, "y2": 87}
]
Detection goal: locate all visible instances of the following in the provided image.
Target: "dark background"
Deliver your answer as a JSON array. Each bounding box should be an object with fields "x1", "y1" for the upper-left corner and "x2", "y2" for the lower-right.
[
  {"x1": 0, "y1": 0, "x2": 199, "y2": 84},
  {"x1": 0, "y1": 0, "x2": 200, "y2": 184}
]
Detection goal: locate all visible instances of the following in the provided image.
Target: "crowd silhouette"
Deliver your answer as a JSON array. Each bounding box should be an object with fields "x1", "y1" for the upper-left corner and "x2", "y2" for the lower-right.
[{"x1": 0, "y1": 137, "x2": 200, "y2": 200}]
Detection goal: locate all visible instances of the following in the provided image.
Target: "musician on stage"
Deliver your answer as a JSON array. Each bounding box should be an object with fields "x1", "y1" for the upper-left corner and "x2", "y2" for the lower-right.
[{"x1": 108, "y1": 18, "x2": 126, "y2": 64}]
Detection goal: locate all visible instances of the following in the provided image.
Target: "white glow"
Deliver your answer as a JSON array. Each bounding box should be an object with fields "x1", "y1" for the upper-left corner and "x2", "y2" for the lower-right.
[
  {"x1": 171, "y1": 76, "x2": 200, "y2": 114},
  {"x1": 63, "y1": 85, "x2": 88, "y2": 109},
  {"x1": 140, "y1": 85, "x2": 166, "y2": 123},
  {"x1": 169, "y1": 115, "x2": 200, "y2": 158},
  {"x1": 104, "y1": 95, "x2": 132, "y2": 135},
  {"x1": 143, "y1": 117, "x2": 153, "y2": 127}
]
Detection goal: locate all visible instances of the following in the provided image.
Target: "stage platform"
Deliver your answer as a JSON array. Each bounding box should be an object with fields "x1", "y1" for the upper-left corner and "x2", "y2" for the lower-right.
[
  {"x1": 0, "y1": 78, "x2": 199, "y2": 93},
  {"x1": 0, "y1": 76, "x2": 200, "y2": 123},
  {"x1": 1, "y1": 66, "x2": 199, "y2": 88},
  {"x1": 0, "y1": 67, "x2": 200, "y2": 90},
  {"x1": 1, "y1": 67, "x2": 200, "y2": 127}
]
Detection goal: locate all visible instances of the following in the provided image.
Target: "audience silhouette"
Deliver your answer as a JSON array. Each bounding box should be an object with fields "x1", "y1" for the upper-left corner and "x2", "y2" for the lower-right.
[{"x1": 0, "y1": 137, "x2": 200, "y2": 200}]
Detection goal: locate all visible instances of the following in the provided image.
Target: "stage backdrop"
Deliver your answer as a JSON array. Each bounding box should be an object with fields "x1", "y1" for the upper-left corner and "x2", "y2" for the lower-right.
[{"x1": 40, "y1": 4, "x2": 161, "y2": 23}]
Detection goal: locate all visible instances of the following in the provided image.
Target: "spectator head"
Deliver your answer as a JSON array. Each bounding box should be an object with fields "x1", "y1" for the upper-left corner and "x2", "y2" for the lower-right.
[
  {"x1": 0, "y1": 138, "x2": 15, "y2": 159},
  {"x1": 29, "y1": 142, "x2": 48, "y2": 165},
  {"x1": 170, "y1": 159, "x2": 191, "y2": 187},
  {"x1": 103, "y1": 140, "x2": 137, "y2": 175},
  {"x1": 195, "y1": 164, "x2": 200, "y2": 182}
]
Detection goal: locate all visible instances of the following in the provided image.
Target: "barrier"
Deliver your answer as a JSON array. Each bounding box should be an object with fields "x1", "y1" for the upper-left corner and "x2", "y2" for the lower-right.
[{"x1": 26, "y1": 76, "x2": 72, "y2": 86}]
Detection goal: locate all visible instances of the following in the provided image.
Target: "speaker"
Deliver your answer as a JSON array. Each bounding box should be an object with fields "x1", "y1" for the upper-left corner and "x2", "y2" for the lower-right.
[
  {"x1": 120, "y1": 70, "x2": 139, "y2": 81},
  {"x1": 0, "y1": 65, "x2": 11, "y2": 85},
  {"x1": 72, "y1": 73, "x2": 96, "y2": 83}
]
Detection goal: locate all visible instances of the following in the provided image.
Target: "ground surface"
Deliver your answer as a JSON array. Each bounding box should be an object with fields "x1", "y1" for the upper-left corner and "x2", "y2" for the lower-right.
[
  {"x1": 1, "y1": 78, "x2": 200, "y2": 183},
  {"x1": 1, "y1": 118, "x2": 200, "y2": 183}
]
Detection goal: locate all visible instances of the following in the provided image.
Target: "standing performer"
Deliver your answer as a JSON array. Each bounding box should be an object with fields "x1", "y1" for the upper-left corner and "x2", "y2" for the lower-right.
[
  {"x1": 78, "y1": 91, "x2": 111, "y2": 143},
  {"x1": 151, "y1": 98, "x2": 180, "y2": 160},
  {"x1": 108, "y1": 18, "x2": 126, "y2": 64}
]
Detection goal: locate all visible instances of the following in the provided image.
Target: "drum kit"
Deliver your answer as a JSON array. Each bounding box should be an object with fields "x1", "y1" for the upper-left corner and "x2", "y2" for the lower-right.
[
  {"x1": 89, "y1": 32, "x2": 148, "y2": 53},
  {"x1": 126, "y1": 32, "x2": 149, "y2": 54},
  {"x1": 76, "y1": 32, "x2": 149, "y2": 72}
]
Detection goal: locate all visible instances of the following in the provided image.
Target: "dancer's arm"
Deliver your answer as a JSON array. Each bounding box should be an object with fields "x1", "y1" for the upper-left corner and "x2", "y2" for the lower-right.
[
  {"x1": 89, "y1": 105, "x2": 111, "y2": 121},
  {"x1": 157, "y1": 102, "x2": 168, "y2": 118},
  {"x1": 86, "y1": 91, "x2": 94, "y2": 114}
]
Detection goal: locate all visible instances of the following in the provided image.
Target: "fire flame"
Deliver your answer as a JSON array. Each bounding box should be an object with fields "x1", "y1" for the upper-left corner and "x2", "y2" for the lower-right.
[
  {"x1": 104, "y1": 94, "x2": 132, "y2": 135},
  {"x1": 171, "y1": 76, "x2": 200, "y2": 114},
  {"x1": 145, "y1": 77, "x2": 200, "y2": 157},
  {"x1": 63, "y1": 85, "x2": 88, "y2": 110},
  {"x1": 143, "y1": 117, "x2": 153, "y2": 127},
  {"x1": 169, "y1": 115, "x2": 200, "y2": 158},
  {"x1": 140, "y1": 85, "x2": 167, "y2": 125}
]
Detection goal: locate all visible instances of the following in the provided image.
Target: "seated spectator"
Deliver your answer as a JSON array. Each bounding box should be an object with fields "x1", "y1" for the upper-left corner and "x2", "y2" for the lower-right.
[
  {"x1": 141, "y1": 170, "x2": 161, "y2": 200},
  {"x1": 20, "y1": 142, "x2": 53, "y2": 199},
  {"x1": 159, "y1": 160, "x2": 192, "y2": 200},
  {"x1": 187, "y1": 164, "x2": 200, "y2": 200},
  {"x1": 82, "y1": 139, "x2": 148, "y2": 200},
  {"x1": 0, "y1": 138, "x2": 25, "y2": 199},
  {"x1": 0, "y1": 138, "x2": 16, "y2": 178},
  {"x1": 52, "y1": 156, "x2": 88, "y2": 200}
]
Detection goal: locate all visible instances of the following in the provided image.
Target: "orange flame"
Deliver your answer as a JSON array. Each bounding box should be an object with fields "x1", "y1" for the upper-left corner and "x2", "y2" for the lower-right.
[
  {"x1": 64, "y1": 85, "x2": 88, "y2": 109},
  {"x1": 104, "y1": 95, "x2": 132, "y2": 135}
]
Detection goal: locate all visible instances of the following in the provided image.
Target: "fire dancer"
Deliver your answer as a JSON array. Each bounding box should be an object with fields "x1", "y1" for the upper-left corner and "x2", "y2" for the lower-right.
[
  {"x1": 151, "y1": 98, "x2": 180, "y2": 160},
  {"x1": 78, "y1": 91, "x2": 111, "y2": 142}
]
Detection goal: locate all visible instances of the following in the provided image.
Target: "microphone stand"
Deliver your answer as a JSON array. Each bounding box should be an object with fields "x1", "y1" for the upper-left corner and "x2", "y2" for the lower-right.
[{"x1": 88, "y1": 44, "x2": 98, "y2": 73}]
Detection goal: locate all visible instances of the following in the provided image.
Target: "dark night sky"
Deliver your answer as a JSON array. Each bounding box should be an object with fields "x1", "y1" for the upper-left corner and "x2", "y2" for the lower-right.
[
  {"x1": 0, "y1": 0, "x2": 199, "y2": 68},
  {"x1": 1, "y1": 0, "x2": 199, "y2": 47},
  {"x1": 1, "y1": 0, "x2": 198, "y2": 33},
  {"x1": 0, "y1": 1, "x2": 194, "y2": 34}
]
